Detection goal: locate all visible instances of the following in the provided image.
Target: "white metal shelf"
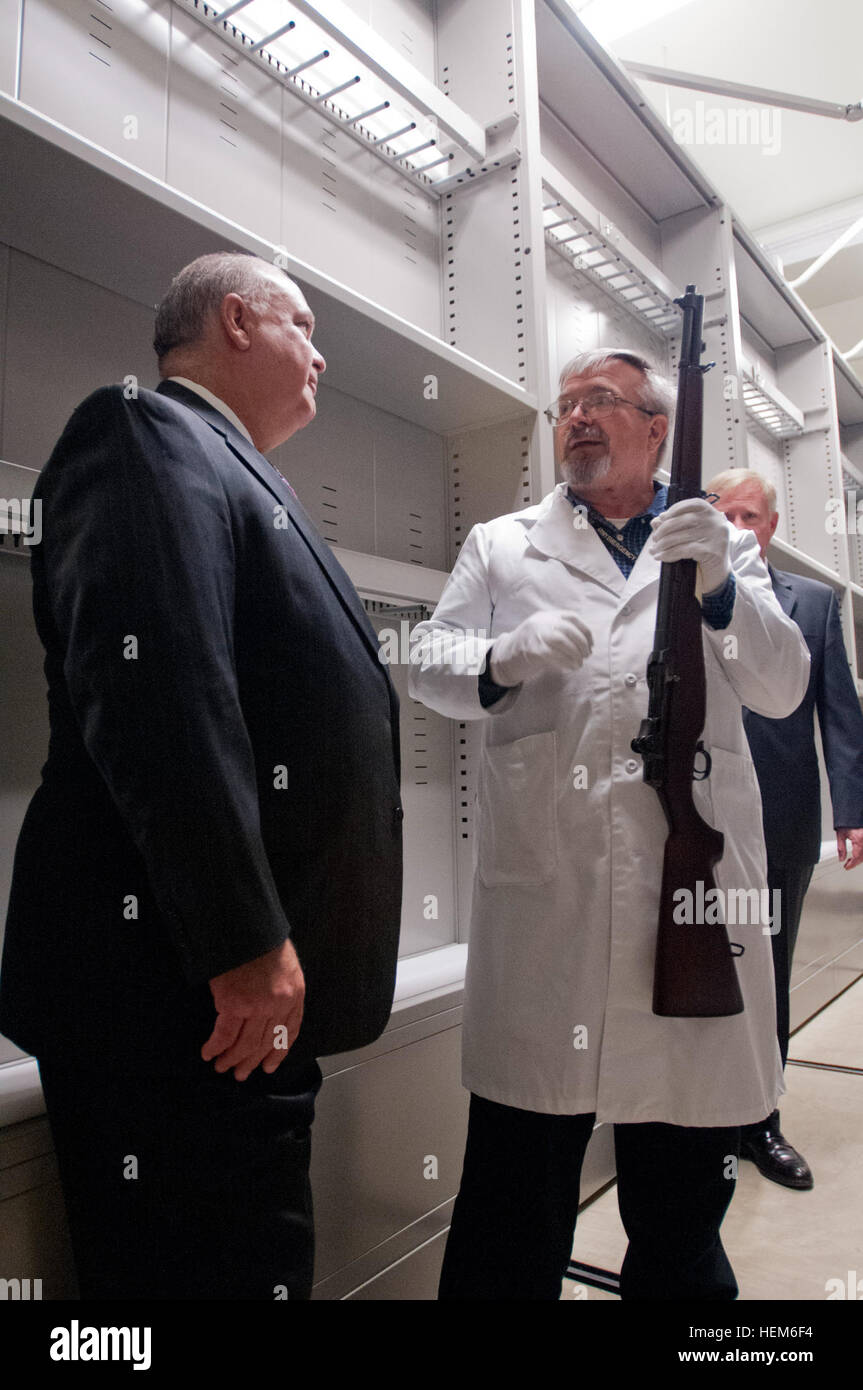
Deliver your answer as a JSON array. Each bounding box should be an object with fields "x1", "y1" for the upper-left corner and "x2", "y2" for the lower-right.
[
  {"x1": 0, "y1": 95, "x2": 535, "y2": 436},
  {"x1": 833, "y1": 345, "x2": 863, "y2": 428},
  {"x1": 768, "y1": 536, "x2": 848, "y2": 590},
  {"x1": 0, "y1": 459, "x2": 39, "y2": 554},
  {"x1": 541, "y1": 158, "x2": 681, "y2": 338},
  {"x1": 537, "y1": 0, "x2": 717, "y2": 224},
  {"x1": 740, "y1": 359, "x2": 805, "y2": 440},
  {"x1": 0, "y1": 941, "x2": 471, "y2": 1129},
  {"x1": 174, "y1": 0, "x2": 504, "y2": 197},
  {"x1": 336, "y1": 550, "x2": 447, "y2": 608},
  {"x1": 733, "y1": 220, "x2": 824, "y2": 352},
  {"x1": 0, "y1": 471, "x2": 453, "y2": 606},
  {"x1": 841, "y1": 453, "x2": 863, "y2": 490}
]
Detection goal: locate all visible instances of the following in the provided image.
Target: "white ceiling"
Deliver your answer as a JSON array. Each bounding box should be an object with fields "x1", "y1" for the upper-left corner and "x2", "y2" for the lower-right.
[{"x1": 571, "y1": 0, "x2": 863, "y2": 372}]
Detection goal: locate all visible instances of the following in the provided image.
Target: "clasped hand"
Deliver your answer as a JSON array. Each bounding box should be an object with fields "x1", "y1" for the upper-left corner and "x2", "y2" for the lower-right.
[{"x1": 203, "y1": 937, "x2": 305, "y2": 1081}]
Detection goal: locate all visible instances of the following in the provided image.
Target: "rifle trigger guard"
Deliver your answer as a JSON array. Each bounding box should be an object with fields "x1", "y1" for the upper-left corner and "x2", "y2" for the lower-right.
[{"x1": 692, "y1": 741, "x2": 712, "y2": 781}]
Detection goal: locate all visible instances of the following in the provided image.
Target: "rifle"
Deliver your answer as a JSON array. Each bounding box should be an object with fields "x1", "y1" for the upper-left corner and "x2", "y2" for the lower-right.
[{"x1": 631, "y1": 285, "x2": 744, "y2": 1018}]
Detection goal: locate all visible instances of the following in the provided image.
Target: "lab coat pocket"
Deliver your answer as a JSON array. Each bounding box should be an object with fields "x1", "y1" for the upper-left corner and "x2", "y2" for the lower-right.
[
  {"x1": 477, "y1": 731, "x2": 558, "y2": 886},
  {"x1": 702, "y1": 745, "x2": 762, "y2": 828},
  {"x1": 702, "y1": 744, "x2": 767, "y2": 887}
]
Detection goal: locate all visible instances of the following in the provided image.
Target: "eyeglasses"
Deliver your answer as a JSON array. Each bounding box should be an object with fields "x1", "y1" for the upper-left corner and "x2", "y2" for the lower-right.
[{"x1": 544, "y1": 389, "x2": 659, "y2": 425}]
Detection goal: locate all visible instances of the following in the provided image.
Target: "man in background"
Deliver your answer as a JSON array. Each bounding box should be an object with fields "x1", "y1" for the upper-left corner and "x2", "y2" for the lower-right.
[{"x1": 709, "y1": 468, "x2": 863, "y2": 1190}]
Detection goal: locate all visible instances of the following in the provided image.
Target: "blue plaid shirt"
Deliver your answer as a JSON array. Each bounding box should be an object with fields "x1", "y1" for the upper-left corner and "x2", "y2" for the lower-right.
[
  {"x1": 479, "y1": 483, "x2": 735, "y2": 703},
  {"x1": 566, "y1": 480, "x2": 668, "y2": 582}
]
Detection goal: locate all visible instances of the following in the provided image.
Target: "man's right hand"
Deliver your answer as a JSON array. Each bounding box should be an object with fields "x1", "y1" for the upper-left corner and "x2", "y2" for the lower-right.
[
  {"x1": 488, "y1": 609, "x2": 593, "y2": 688},
  {"x1": 203, "y1": 938, "x2": 305, "y2": 1081}
]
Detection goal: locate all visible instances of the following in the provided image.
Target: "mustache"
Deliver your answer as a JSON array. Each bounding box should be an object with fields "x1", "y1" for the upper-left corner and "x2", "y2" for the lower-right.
[{"x1": 565, "y1": 428, "x2": 607, "y2": 446}]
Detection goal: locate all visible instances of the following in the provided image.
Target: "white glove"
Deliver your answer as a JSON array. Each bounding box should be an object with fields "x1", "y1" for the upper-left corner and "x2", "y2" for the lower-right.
[
  {"x1": 488, "y1": 609, "x2": 593, "y2": 687},
  {"x1": 649, "y1": 497, "x2": 731, "y2": 595}
]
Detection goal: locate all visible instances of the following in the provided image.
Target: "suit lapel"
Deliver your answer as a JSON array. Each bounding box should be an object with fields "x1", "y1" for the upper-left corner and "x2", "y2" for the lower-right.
[
  {"x1": 154, "y1": 379, "x2": 385, "y2": 668},
  {"x1": 768, "y1": 565, "x2": 797, "y2": 620}
]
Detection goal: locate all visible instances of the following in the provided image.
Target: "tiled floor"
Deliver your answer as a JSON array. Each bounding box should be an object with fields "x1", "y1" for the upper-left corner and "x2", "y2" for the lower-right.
[{"x1": 563, "y1": 978, "x2": 863, "y2": 1301}]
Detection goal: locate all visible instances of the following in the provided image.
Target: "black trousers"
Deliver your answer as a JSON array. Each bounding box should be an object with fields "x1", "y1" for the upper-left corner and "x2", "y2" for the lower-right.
[
  {"x1": 38, "y1": 1054, "x2": 323, "y2": 1300},
  {"x1": 766, "y1": 857, "x2": 815, "y2": 1070},
  {"x1": 439, "y1": 1094, "x2": 740, "y2": 1300},
  {"x1": 741, "y1": 857, "x2": 814, "y2": 1138}
]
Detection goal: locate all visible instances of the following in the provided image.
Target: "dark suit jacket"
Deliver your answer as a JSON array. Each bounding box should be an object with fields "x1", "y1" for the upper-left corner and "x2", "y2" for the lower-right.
[
  {"x1": 0, "y1": 380, "x2": 403, "y2": 1073},
  {"x1": 743, "y1": 566, "x2": 863, "y2": 865}
]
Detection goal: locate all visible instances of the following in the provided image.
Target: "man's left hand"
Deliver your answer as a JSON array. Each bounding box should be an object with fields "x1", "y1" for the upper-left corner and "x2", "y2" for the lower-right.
[
  {"x1": 650, "y1": 497, "x2": 731, "y2": 595},
  {"x1": 836, "y1": 828, "x2": 863, "y2": 869}
]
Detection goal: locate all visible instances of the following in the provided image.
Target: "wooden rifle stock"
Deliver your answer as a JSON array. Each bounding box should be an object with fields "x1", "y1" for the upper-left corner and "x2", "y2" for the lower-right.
[{"x1": 631, "y1": 285, "x2": 744, "y2": 1018}]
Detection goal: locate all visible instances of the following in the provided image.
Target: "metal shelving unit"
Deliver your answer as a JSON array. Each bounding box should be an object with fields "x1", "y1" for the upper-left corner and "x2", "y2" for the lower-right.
[
  {"x1": 740, "y1": 361, "x2": 805, "y2": 440},
  {"x1": 0, "y1": 97, "x2": 534, "y2": 439},
  {"x1": 542, "y1": 159, "x2": 681, "y2": 338},
  {"x1": 172, "y1": 0, "x2": 522, "y2": 196}
]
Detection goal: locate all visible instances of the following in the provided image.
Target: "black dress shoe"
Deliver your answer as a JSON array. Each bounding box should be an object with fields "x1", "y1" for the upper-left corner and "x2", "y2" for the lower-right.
[{"x1": 740, "y1": 1121, "x2": 814, "y2": 1189}]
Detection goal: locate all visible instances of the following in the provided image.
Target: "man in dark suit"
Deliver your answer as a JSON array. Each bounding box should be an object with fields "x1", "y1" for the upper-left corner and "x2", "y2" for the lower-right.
[
  {"x1": 0, "y1": 250, "x2": 403, "y2": 1298},
  {"x1": 709, "y1": 468, "x2": 863, "y2": 1190}
]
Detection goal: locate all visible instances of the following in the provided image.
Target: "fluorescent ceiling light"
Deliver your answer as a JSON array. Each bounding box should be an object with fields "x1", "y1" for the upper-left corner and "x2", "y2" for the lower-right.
[{"x1": 571, "y1": 0, "x2": 699, "y2": 45}]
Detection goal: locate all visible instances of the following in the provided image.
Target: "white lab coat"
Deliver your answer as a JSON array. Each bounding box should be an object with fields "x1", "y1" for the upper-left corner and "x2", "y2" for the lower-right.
[{"x1": 408, "y1": 483, "x2": 811, "y2": 1124}]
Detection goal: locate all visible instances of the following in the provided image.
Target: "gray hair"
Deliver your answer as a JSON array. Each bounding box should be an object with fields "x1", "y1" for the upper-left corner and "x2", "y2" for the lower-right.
[
  {"x1": 153, "y1": 251, "x2": 284, "y2": 361},
  {"x1": 706, "y1": 467, "x2": 777, "y2": 514},
  {"x1": 557, "y1": 349, "x2": 676, "y2": 467}
]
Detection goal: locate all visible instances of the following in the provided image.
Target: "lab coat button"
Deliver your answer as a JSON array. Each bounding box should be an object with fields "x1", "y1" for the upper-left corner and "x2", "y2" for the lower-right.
[
  {"x1": 624, "y1": 673, "x2": 637, "y2": 686},
  {"x1": 625, "y1": 758, "x2": 639, "y2": 774}
]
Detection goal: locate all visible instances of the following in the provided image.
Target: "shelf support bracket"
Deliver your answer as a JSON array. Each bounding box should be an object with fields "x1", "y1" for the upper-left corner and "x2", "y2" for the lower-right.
[{"x1": 622, "y1": 62, "x2": 863, "y2": 123}]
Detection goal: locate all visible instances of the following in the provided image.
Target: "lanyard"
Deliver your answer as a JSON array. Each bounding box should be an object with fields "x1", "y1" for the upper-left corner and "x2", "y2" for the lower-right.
[{"x1": 592, "y1": 520, "x2": 639, "y2": 566}]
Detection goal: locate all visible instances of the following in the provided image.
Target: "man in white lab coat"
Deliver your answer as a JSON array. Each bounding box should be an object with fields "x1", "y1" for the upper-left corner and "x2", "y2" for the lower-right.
[{"x1": 408, "y1": 350, "x2": 810, "y2": 1300}]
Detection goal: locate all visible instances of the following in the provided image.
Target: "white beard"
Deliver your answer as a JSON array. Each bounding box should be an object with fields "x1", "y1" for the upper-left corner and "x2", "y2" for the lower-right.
[{"x1": 561, "y1": 450, "x2": 612, "y2": 490}]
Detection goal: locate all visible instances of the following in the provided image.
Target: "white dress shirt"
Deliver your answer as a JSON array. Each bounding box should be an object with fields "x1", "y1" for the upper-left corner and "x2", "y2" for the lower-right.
[{"x1": 167, "y1": 376, "x2": 255, "y2": 446}]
